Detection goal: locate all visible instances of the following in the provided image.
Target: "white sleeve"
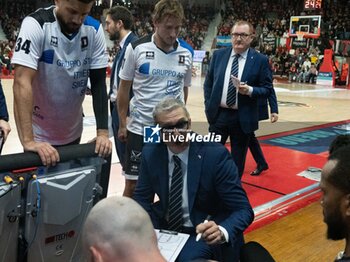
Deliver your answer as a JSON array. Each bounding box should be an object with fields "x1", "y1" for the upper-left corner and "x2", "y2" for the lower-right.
[
  {"x1": 90, "y1": 24, "x2": 108, "y2": 69},
  {"x1": 184, "y1": 55, "x2": 193, "y2": 87},
  {"x1": 118, "y1": 43, "x2": 135, "y2": 81},
  {"x1": 11, "y1": 16, "x2": 44, "y2": 70}
]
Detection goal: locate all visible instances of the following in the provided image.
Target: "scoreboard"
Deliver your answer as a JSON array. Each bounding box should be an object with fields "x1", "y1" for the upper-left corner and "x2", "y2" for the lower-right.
[{"x1": 304, "y1": 0, "x2": 322, "y2": 10}]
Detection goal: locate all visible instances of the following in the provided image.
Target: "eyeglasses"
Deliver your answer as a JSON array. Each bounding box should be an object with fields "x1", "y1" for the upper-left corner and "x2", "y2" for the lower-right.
[
  {"x1": 160, "y1": 120, "x2": 189, "y2": 132},
  {"x1": 231, "y1": 33, "x2": 251, "y2": 40}
]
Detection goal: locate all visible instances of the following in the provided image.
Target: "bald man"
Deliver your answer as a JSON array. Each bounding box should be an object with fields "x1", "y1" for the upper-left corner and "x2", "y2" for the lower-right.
[{"x1": 83, "y1": 196, "x2": 165, "y2": 262}]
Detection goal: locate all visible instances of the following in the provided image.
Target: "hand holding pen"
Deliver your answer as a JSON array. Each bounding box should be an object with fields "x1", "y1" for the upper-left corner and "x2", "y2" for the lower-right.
[
  {"x1": 238, "y1": 81, "x2": 250, "y2": 95},
  {"x1": 195, "y1": 216, "x2": 224, "y2": 245},
  {"x1": 231, "y1": 75, "x2": 250, "y2": 95}
]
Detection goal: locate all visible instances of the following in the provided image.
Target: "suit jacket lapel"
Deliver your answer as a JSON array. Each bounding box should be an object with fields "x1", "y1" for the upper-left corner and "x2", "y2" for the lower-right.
[
  {"x1": 117, "y1": 33, "x2": 134, "y2": 65},
  {"x1": 158, "y1": 144, "x2": 170, "y2": 209},
  {"x1": 115, "y1": 33, "x2": 135, "y2": 89},
  {"x1": 241, "y1": 48, "x2": 255, "y2": 82},
  {"x1": 187, "y1": 142, "x2": 203, "y2": 213},
  {"x1": 220, "y1": 48, "x2": 232, "y2": 84}
]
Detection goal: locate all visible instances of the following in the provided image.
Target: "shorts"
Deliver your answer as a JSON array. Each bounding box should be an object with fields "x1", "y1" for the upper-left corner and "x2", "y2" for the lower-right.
[{"x1": 124, "y1": 131, "x2": 144, "y2": 180}]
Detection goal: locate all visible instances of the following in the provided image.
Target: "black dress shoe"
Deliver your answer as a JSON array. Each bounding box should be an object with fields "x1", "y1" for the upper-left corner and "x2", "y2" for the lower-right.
[{"x1": 250, "y1": 165, "x2": 269, "y2": 176}]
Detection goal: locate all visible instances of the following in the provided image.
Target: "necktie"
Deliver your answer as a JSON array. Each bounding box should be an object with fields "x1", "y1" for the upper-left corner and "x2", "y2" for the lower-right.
[
  {"x1": 168, "y1": 155, "x2": 183, "y2": 232},
  {"x1": 226, "y1": 54, "x2": 240, "y2": 107}
]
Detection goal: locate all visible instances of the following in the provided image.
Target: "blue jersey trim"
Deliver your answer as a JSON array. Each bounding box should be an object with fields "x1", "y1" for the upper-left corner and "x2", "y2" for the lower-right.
[
  {"x1": 84, "y1": 16, "x2": 100, "y2": 32},
  {"x1": 178, "y1": 39, "x2": 194, "y2": 57},
  {"x1": 139, "y1": 63, "x2": 150, "y2": 75},
  {"x1": 39, "y1": 49, "x2": 54, "y2": 64}
]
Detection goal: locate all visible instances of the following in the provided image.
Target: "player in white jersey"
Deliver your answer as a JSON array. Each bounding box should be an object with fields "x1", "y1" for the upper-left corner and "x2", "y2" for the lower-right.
[
  {"x1": 117, "y1": 0, "x2": 193, "y2": 197},
  {"x1": 12, "y1": 0, "x2": 112, "y2": 167}
]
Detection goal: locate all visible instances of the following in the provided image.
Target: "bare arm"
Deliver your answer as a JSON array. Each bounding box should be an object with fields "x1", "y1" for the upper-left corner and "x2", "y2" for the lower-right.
[
  {"x1": 117, "y1": 79, "x2": 133, "y2": 142},
  {"x1": 13, "y1": 65, "x2": 59, "y2": 165},
  {"x1": 183, "y1": 86, "x2": 188, "y2": 104},
  {"x1": 13, "y1": 65, "x2": 35, "y2": 145}
]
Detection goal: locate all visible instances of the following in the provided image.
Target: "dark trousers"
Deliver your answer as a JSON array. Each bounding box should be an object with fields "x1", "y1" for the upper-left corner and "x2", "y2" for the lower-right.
[
  {"x1": 99, "y1": 154, "x2": 111, "y2": 199},
  {"x1": 248, "y1": 133, "x2": 268, "y2": 168},
  {"x1": 110, "y1": 101, "x2": 126, "y2": 169},
  {"x1": 209, "y1": 108, "x2": 250, "y2": 177}
]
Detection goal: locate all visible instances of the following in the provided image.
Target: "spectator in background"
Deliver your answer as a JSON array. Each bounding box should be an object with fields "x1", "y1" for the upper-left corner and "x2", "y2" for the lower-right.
[
  {"x1": 288, "y1": 63, "x2": 297, "y2": 82},
  {"x1": 302, "y1": 57, "x2": 311, "y2": 71},
  {"x1": 202, "y1": 51, "x2": 210, "y2": 76},
  {"x1": 83, "y1": 196, "x2": 165, "y2": 262},
  {"x1": 306, "y1": 63, "x2": 318, "y2": 83},
  {"x1": 297, "y1": 65, "x2": 307, "y2": 83}
]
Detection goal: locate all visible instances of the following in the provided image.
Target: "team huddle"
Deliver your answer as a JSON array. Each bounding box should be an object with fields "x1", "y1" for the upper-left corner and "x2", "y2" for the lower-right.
[{"x1": 0, "y1": 0, "x2": 347, "y2": 261}]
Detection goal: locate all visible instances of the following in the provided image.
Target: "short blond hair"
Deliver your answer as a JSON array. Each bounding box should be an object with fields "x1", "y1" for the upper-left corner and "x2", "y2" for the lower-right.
[{"x1": 152, "y1": 0, "x2": 185, "y2": 23}]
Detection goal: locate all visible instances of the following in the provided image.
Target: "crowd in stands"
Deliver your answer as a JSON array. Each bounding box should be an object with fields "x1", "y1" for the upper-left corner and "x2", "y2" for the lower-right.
[
  {"x1": 105, "y1": 1, "x2": 212, "y2": 63},
  {"x1": 0, "y1": 1, "x2": 36, "y2": 76},
  {"x1": 0, "y1": 40, "x2": 13, "y2": 75},
  {"x1": 0, "y1": 0, "x2": 349, "y2": 81},
  {"x1": 216, "y1": 0, "x2": 350, "y2": 81},
  {"x1": 218, "y1": 0, "x2": 350, "y2": 41},
  {"x1": 269, "y1": 46, "x2": 321, "y2": 82},
  {"x1": 115, "y1": 1, "x2": 212, "y2": 50}
]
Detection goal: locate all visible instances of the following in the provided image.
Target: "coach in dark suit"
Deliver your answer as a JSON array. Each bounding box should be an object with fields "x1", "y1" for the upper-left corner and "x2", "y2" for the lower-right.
[
  {"x1": 249, "y1": 88, "x2": 278, "y2": 176},
  {"x1": 105, "y1": 6, "x2": 138, "y2": 186},
  {"x1": 133, "y1": 98, "x2": 254, "y2": 261},
  {"x1": 204, "y1": 20, "x2": 273, "y2": 177},
  {"x1": 0, "y1": 80, "x2": 11, "y2": 149}
]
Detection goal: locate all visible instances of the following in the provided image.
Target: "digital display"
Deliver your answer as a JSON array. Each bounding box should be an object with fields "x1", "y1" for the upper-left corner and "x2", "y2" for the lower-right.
[{"x1": 304, "y1": 0, "x2": 322, "y2": 10}]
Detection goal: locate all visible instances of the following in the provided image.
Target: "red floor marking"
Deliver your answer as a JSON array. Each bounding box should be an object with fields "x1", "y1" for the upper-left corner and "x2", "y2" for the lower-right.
[
  {"x1": 242, "y1": 145, "x2": 325, "y2": 194},
  {"x1": 225, "y1": 139, "x2": 327, "y2": 231},
  {"x1": 318, "y1": 151, "x2": 329, "y2": 158}
]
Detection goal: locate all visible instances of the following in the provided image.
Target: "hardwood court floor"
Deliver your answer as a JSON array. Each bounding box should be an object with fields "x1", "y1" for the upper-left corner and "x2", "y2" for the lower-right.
[
  {"x1": 245, "y1": 202, "x2": 344, "y2": 262},
  {"x1": 1, "y1": 75, "x2": 350, "y2": 260}
]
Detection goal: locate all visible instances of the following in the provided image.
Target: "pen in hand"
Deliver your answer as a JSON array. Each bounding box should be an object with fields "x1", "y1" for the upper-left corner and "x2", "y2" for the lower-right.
[{"x1": 196, "y1": 215, "x2": 211, "y2": 242}]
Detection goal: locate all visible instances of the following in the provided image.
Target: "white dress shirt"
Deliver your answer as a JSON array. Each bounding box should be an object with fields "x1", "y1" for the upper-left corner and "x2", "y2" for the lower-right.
[{"x1": 220, "y1": 48, "x2": 253, "y2": 109}]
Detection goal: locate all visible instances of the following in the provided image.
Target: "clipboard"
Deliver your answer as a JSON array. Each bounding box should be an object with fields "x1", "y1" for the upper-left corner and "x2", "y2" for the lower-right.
[{"x1": 155, "y1": 229, "x2": 190, "y2": 262}]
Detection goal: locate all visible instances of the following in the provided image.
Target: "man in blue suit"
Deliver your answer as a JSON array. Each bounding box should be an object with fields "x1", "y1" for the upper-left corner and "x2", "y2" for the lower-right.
[
  {"x1": 134, "y1": 97, "x2": 254, "y2": 261},
  {"x1": 0, "y1": 80, "x2": 11, "y2": 153},
  {"x1": 105, "y1": 6, "x2": 138, "y2": 194},
  {"x1": 249, "y1": 88, "x2": 278, "y2": 176},
  {"x1": 204, "y1": 20, "x2": 273, "y2": 177}
]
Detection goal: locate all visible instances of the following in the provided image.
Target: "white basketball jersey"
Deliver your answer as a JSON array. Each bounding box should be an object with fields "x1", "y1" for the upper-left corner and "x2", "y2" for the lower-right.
[
  {"x1": 12, "y1": 6, "x2": 108, "y2": 145},
  {"x1": 119, "y1": 34, "x2": 193, "y2": 135}
]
